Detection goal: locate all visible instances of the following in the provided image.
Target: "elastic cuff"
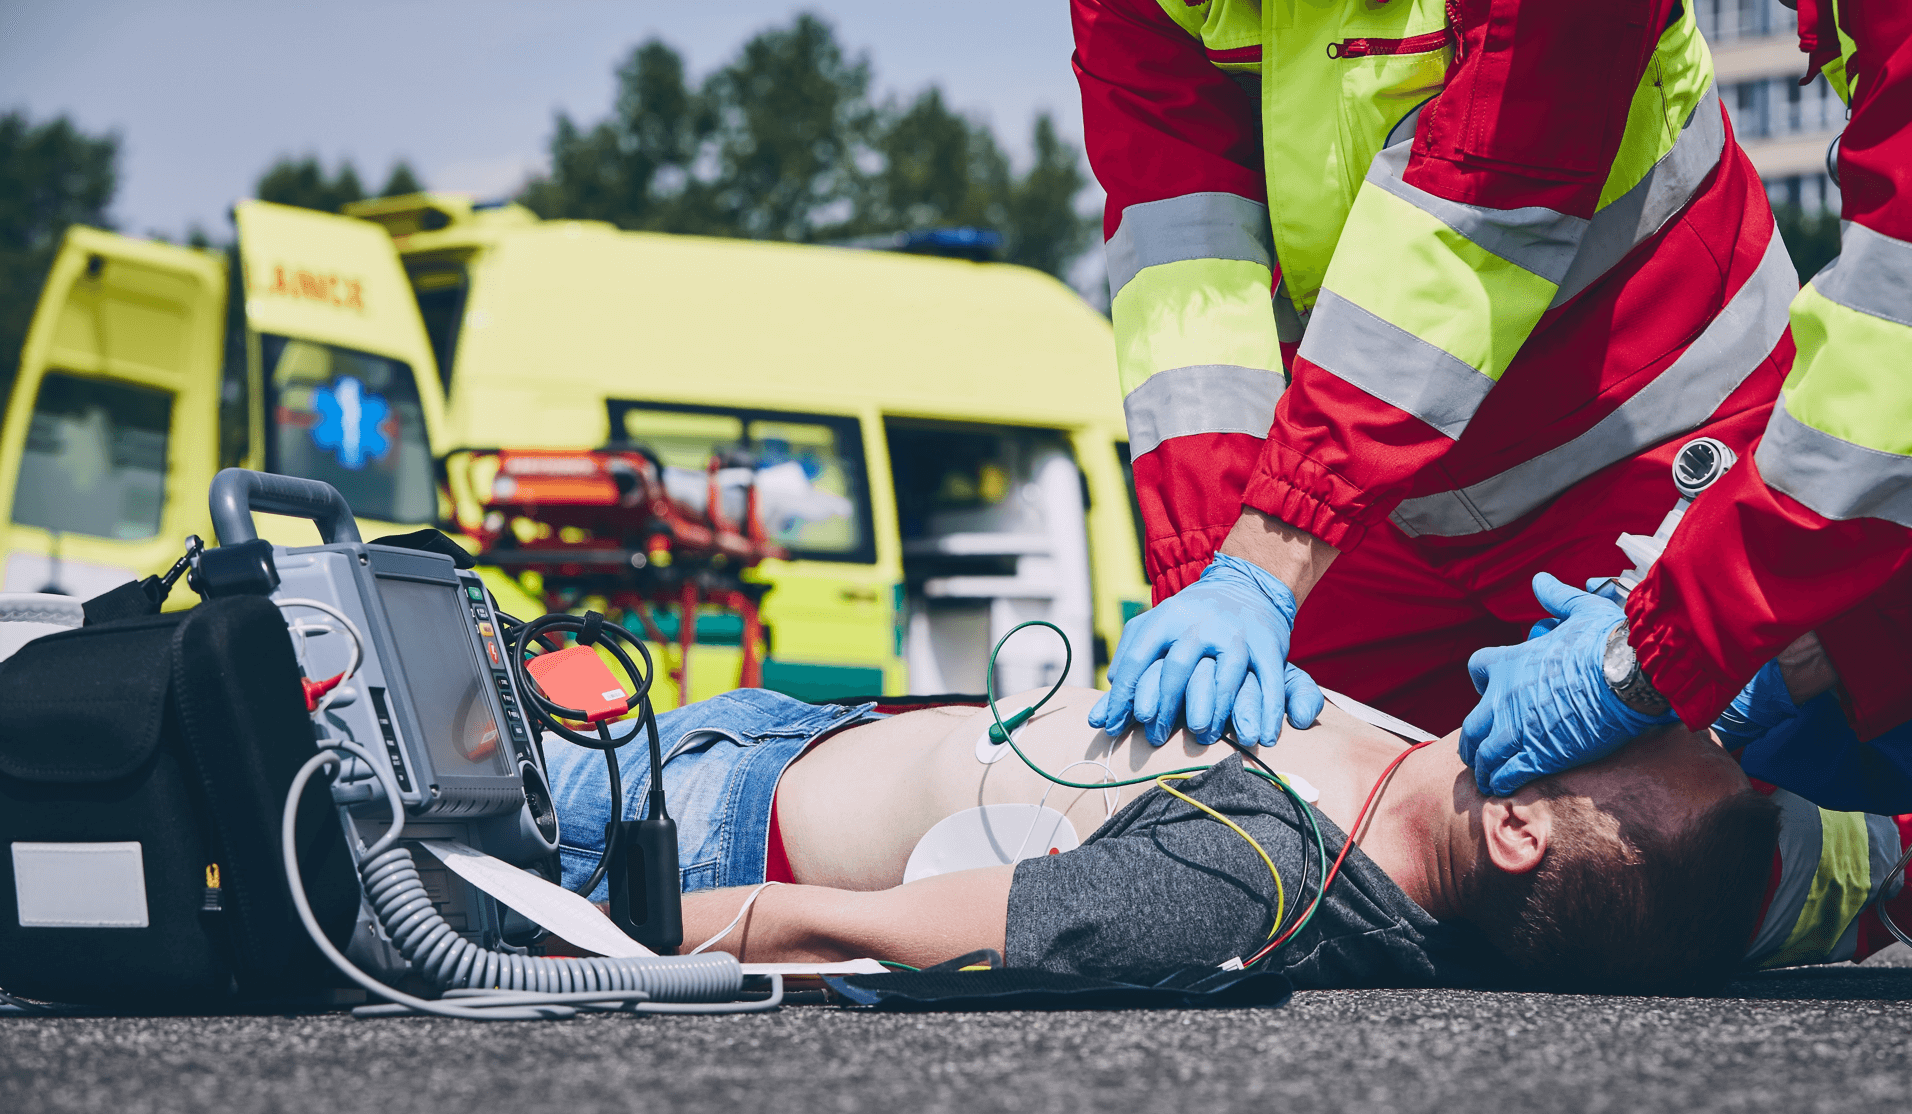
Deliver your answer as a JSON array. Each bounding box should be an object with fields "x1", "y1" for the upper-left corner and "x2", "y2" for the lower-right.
[
  {"x1": 1240, "y1": 471, "x2": 1364, "y2": 552},
  {"x1": 1625, "y1": 582, "x2": 1738, "y2": 730},
  {"x1": 1146, "y1": 525, "x2": 1234, "y2": 602}
]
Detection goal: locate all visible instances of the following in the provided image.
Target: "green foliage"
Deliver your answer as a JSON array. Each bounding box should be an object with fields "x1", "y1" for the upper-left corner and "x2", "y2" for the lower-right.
[
  {"x1": 521, "y1": 14, "x2": 1093, "y2": 279},
  {"x1": 0, "y1": 111, "x2": 119, "y2": 404},
  {"x1": 381, "y1": 161, "x2": 424, "y2": 198},
  {"x1": 255, "y1": 156, "x2": 426, "y2": 213},
  {"x1": 1775, "y1": 202, "x2": 1841, "y2": 283}
]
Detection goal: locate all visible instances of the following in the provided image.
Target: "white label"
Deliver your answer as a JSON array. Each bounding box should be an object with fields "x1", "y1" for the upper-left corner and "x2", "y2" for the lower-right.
[
  {"x1": 600, "y1": 689, "x2": 625, "y2": 702},
  {"x1": 12, "y1": 842, "x2": 150, "y2": 928}
]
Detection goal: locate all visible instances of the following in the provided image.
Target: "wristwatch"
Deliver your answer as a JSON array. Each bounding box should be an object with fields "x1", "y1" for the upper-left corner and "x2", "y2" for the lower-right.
[{"x1": 1602, "y1": 623, "x2": 1671, "y2": 716}]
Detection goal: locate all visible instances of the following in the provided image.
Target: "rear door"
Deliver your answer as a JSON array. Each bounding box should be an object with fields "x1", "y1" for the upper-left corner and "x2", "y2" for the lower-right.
[
  {"x1": 0, "y1": 228, "x2": 225, "y2": 595},
  {"x1": 233, "y1": 200, "x2": 446, "y2": 542}
]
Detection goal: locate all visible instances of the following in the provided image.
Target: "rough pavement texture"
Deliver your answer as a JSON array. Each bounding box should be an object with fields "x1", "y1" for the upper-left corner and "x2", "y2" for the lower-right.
[{"x1": 6, "y1": 955, "x2": 1911, "y2": 1114}]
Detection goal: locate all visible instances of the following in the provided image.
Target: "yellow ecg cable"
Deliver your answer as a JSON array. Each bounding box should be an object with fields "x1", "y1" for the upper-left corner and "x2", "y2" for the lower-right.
[{"x1": 1154, "y1": 774, "x2": 1284, "y2": 939}]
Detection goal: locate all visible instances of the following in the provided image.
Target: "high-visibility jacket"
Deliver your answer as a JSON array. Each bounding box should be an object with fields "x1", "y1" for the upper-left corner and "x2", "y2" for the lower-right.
[
  {"x1": 1627, "y1": 0, "x2": 1912, "y2": 731},
  {"x1": 1077, "y1": 0, "x2": 1793, "y2": 600},
  {"x1": 1743, "y1": 780, "x2": 1908, "y2": 971}
]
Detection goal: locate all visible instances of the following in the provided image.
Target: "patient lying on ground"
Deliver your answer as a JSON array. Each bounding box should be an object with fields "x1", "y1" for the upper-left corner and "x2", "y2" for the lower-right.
[{"x1": 546, "y1": 687, "x2": 1780, "y2": 994}]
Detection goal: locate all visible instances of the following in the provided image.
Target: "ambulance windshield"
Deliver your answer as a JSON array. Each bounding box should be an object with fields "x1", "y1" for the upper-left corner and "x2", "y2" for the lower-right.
[{"x1": 263, "y1": 334, "x2": 434, "y2": 526}]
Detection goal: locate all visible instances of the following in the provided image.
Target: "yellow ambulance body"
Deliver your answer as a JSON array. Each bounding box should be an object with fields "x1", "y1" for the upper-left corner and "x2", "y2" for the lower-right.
[{"x1": 2, "y1": 194, "x2": 1147, "y2": 704}]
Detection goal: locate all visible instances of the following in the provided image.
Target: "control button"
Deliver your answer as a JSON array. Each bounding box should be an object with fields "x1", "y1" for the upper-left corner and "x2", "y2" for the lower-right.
[
  {"x1": 483, "y1": 638, "x2": 503, "y2": 666},
  {"x1": 478, "y1": 622, "x2": 495, "y2": 638},
  {"x1": 466, "y1": 584, "x2": 485, "y2": 602}
]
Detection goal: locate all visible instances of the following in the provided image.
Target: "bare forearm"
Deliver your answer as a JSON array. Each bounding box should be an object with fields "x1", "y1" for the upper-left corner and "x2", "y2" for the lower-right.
[
  {"x1": 678, "y1": 868, "x2": 1014, "y2": 967},
  {"x1": 1219, "y1": 508, "x2": 1340, "y2": 603}
]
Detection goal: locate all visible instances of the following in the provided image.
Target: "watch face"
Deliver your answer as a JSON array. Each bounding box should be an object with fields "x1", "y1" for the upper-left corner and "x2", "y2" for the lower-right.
[{"x1": 1674, "y1": 437, "x2": 1735, "y2": 500}]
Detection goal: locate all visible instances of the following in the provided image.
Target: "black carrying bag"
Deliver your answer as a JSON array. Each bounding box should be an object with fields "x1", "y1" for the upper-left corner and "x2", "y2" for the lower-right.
[{"x1": 0, "y1": 595, "x2": 359, "y2": 1007}]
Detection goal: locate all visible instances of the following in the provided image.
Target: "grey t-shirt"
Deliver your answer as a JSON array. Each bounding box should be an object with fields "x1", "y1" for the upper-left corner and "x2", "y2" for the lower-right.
[{"x1": 1004, "y1": 756, "x2": 1491, "y2": 989}]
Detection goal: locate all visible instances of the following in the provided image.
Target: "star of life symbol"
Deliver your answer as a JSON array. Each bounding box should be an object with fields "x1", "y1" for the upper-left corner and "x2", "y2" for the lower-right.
[{"x1": 311, "y1": 376, "x2": 391, "y2": 470}]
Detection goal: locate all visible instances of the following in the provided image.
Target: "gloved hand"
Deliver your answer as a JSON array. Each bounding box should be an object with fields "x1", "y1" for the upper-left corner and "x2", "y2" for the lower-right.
[
  {"x1": 1710, "y1": 659, "x2": 1802, "y2": 751},
  {"x1": 1459, "y1": 572, "x2": 1677, "y2": 796},
  {"x1": 1087, "y1": 553, "x2": 1324, "y2": 747}
]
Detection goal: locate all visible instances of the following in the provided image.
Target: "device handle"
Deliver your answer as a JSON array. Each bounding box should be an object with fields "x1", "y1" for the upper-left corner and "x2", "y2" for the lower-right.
[{"x1": 209, "y1": 468, "x2": 363, "y2": 545}]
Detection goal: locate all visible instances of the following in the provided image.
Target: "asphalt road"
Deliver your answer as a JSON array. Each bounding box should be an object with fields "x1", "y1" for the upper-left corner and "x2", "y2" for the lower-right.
[{"x1": 6, "y1": 951, "x2": 1911, "y2": 1114}]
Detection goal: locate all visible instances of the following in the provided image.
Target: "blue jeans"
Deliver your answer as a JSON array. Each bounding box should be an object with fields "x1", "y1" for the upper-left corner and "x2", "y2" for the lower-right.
[{"x1": 545, "y1": 689, "x2": 880, "y2": 901}]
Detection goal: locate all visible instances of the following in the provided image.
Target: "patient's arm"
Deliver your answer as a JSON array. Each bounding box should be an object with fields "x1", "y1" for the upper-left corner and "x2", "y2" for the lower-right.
[{"x1": 677, "y1": 866, "x2": 1014, "y2": 967}]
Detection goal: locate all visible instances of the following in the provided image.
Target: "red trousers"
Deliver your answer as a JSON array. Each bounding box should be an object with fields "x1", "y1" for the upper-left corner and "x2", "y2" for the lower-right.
[{"x1": 1289, "y1": 404, "x2": 1776, "y2": 737}]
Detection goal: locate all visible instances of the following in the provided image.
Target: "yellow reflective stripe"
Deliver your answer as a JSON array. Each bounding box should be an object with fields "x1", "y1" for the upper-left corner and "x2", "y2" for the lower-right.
[
  {"x1": 1112, "y1": 258, "x2": 1280, "y2": 397},
  {"x1": 1325, "y1": 184, "x2": 1560, "y2": 383},
  {"x1": 1598, "y1": 7, "x2": 1714, "y2": 210},
  {"x1": 1783, "y1": 284, "x2": 1912, "y2": 456},
  {"x1": 1769, "y1": 807, "x2": 1873, "y2": 969}
]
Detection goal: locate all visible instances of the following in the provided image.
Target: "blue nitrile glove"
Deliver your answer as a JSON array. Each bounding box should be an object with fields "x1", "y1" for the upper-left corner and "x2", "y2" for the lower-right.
[
  {"x1": 1711, "y1": 659, "x2": 1802, "y2": 751},
  {"x1": 1459, "y1": 572, "x2": 1678, "y2": 796},
  {"x1": 1087, "y1": 553, "x2": 1324, "y2": 747}
]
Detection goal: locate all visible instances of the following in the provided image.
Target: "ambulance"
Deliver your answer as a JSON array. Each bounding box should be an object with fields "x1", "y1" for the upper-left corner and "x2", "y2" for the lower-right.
[{"x1": 0, "y1": 196, "x2": 1148, "y2": 706}]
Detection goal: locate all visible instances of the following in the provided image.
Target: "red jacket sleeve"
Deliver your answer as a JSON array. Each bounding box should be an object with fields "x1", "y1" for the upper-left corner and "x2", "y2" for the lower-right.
[
  {"x1": 1242, "y1": 0, "x2": 1681, "y2": 551},
  {"x1": 1629, "y1": 0, "x2": 1912, "y2": 727},
  {"x1": 1075, "y1": 0, "x2": 1280, "y2": 600}
]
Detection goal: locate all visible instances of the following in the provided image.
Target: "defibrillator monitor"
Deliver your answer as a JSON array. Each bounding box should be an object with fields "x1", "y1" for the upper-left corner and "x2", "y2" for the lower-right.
[
  {"x1": 205, "y1": 469, "x2": 547, "y2": 832},
  {"x1": 374, "y1": 571, "x2": 509, "y2": 781}
]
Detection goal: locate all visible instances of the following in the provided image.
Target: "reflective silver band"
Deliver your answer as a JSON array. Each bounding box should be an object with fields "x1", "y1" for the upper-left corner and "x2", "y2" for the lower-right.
[
  {"x1": 1299, "y1": 289, "x2": 1496, "y2": 440},
  {"x1": 1755, "y1": 398, "x2": 1912, "y2": 528},
  {"x1": 1391, "y1": 229, "x2": 1795, "y2": 538},
  {"x1": 1868, "y1": 813, "x2": 1903, "y2": 906},
  {"x1": 1552, "y1": 84, "x2": 1726, "y2": 309},
  {"x1": 1122, "y1": 364, "x2": 1285, "y2": 458},
  {"x1": 1809, "y1": 220, "x2": 1912, "y2": 327},
  {"x1": 1366, "y1": 143, "x2": 1588, "y2": 286},
  {"x1": 1747, "y1": 788, "x2": 1824, "y2": 964},
  {"x1": 1105, "y1": 192, "x2": 1275, "y2": 299}
]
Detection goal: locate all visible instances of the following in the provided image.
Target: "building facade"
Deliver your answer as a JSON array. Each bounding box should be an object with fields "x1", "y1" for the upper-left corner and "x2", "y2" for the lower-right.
[{"x1": 1701, "y1": 0, "x2": 1844, "y2": 213}]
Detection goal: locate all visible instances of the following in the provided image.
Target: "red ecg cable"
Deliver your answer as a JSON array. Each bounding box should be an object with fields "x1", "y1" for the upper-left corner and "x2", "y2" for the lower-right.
[{"x1": 1247, "y1": 737, "x2": 1438, "y2": 964}]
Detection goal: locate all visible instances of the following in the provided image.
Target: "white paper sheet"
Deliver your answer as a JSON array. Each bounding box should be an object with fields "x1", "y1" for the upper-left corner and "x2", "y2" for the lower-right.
[
  {"x1": 740, "y1": 959, "x2": 887, "y2": 976},
  {"x1": 417, "y1": 839, "x2": 656, "y2": 958},
  {"x1": 1320, "y1": 687, "x2": 1439, "y2": 743}
]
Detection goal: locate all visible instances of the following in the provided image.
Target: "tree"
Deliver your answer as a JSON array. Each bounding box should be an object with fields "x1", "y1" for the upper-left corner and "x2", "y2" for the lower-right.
[
  {"x1": 520, "y1": 39, "x2": 714, "y2": 232},
  {"x1": 256, "y1": 156, "x2": 426, "y2": 213},
  {"x1": 1002, "y1": 113, "x2": 1092, "y2": 277},
  {"x1": 381, "y1": 162, "x2": 424, "y2": 198},
  {"x1": 701, "y1": 14, "x2": 876, "y2": 242},
  {"x1": 1775, "y1": 203, "x2": 1841, "y2": 283},
  {"x1": 522, "y1": 14, "x2": 1095, "y2": 281},
  {"x1": 0, "y1": 112, "x2": 119, "y2": 402}
]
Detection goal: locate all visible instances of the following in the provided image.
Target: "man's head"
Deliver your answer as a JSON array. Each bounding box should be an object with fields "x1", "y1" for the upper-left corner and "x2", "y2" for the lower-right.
[{"x1": 1460, "y1": 726, "x2": 1780, "y2": 994}]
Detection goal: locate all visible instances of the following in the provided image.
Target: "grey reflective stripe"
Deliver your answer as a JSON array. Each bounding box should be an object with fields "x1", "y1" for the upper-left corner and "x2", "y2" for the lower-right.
[
  {"x1": 1867, "y1": 813, "x2": 1902, "y2": 906},
  {"x1": 1123, "y1": 364, "x2": 1286, "y2": 457},
  {"x1": 1392, "y1": 229, "x2": 1794, "y2": 538},
  {"x1": 1274, "y1": 279, "x2": 1308, "y2": 344},
  {"x1": 1754, "y1": 398, "x2": 1912, "y2": 528},
  {"x1": 1299, "y1": 289, "x2": 1495, "y2": 440},
  {"x1": 1552, "y1": 84, "x2": 1726, "y2": 309},
  {"x1": 1809, "y1": 220, "x2": 1912, "y2": 328},
  {"x1": 1105, "y1": 192, "x2": 1274, "y2": 299},
  {"x1": 1366, "y1": 143, "x2": 1587, "y2": 286},
  {"x1": 1747, "y1": 788, "x2": 1823, "y2": 965}
]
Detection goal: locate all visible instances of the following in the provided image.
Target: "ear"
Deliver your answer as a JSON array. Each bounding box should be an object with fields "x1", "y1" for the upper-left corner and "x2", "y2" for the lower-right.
[{"x1": 1480, "y1": 795, "x2": 1552, "y2": 876}]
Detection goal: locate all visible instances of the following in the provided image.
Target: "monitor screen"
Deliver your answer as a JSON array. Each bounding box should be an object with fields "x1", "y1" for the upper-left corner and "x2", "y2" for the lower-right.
[{"x1": 376, "y1": 575, "x2": 508, "y2": 778}]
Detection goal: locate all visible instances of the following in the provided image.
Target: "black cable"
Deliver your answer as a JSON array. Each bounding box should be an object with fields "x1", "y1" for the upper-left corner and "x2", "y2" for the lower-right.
[{"x1": 506, "y1": 609, "x2": 663, "y2": 898}]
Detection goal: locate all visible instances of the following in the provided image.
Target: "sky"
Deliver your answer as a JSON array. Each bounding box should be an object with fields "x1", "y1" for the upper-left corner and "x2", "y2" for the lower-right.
[{"x1": 0, "y1": 1, "x2": 1100, "y2": 247}]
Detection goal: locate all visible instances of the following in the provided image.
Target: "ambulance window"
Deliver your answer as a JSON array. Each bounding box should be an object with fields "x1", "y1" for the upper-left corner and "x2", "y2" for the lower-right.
[
  {"x1": 262, "y1": 334, "x2": 435, "y2": 525},
  {"x1": 614, "y1": 402, "x2": 873, "y2": 563},
  {"x1": 409, "y1": 264, "x2": 468, "y2": 392},
  {"x1": 11, "y1": 372, "x2": 171, "y2": 540}
]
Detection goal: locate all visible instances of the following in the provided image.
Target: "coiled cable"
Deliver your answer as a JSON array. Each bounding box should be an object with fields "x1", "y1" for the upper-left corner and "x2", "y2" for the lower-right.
[{"x1": 284, "y1": 738, "x2": 780, "y2": 1020}]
